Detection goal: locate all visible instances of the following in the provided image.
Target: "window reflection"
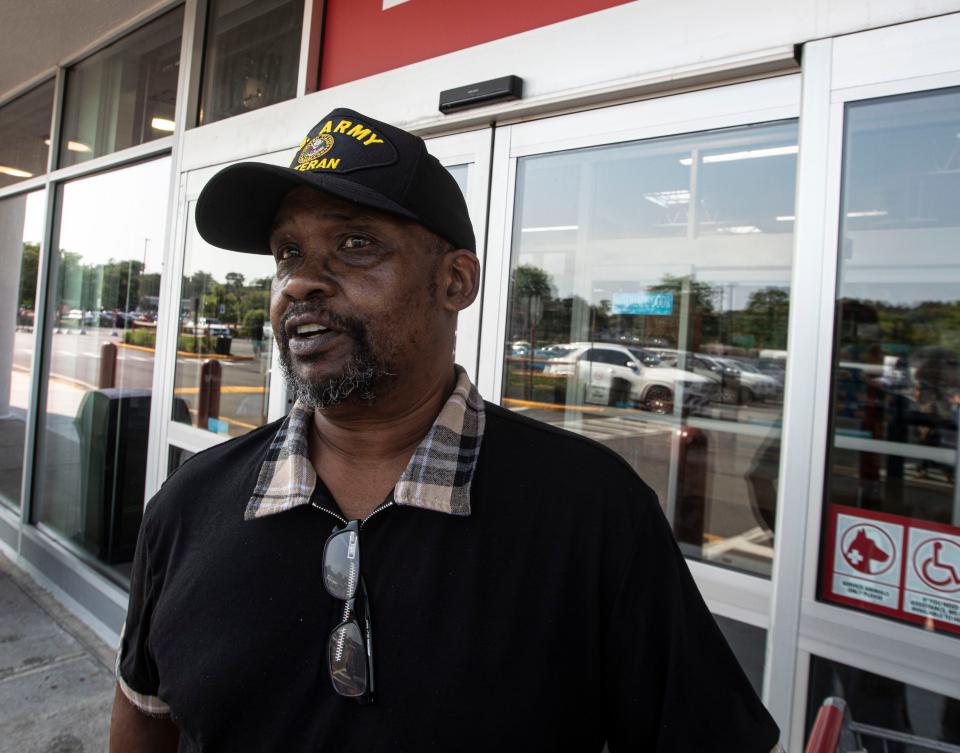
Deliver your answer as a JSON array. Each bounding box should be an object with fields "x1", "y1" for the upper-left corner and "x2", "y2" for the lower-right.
[
  {"x1": 0, "y1": 190, "x2": 45, "y2": 509},
  {"x1": 171, "y1": 204, "x2": 275, "y2": 439},
  {"x1": 34, "y1": 158, "x2": 170, "y2": 581},
  {"x1": 0, "y1": 80, "x2": 54, "y2": 188},
  {"x1": 198, "y1": 0, "x2": 303, "y2": 126},
  {"x1": 503, "y1": 121, "x2": 798, "y2": 576},
  {"x1": 59, "y1": 7, "x2": 183, "y2": 168},
  {"x1": 821, "y1": 87, "x2": 960, "y2": 637},
  {"x1": 446, "y1": 163, "x2": 469, "y2": 197},
  {"x1": 807, "y1": 656, "x2": 960, "y2": 751}
]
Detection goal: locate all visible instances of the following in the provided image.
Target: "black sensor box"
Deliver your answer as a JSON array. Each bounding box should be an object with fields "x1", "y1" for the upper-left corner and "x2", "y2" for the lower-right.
[{"x1": 439, "y1": 76, "x2": 523, "y2": 114}]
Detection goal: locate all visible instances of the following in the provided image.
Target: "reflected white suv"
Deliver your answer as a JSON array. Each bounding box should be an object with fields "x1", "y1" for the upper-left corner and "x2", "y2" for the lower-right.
[{"x1": 544, "y1": 343, "x2": 714, "y2": 413}]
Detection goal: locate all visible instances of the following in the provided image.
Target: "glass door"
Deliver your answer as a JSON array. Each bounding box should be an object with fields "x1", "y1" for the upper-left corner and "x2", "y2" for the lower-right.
[
  {"x1": 479, "y1": 74, "x2": 802, "y2": 718},
  {"x1": 424, "y1": 128, "x2": 493, "y2": 382},
  {"x1": 791, "y1": 18, "x2": 960, "y2": 752}
]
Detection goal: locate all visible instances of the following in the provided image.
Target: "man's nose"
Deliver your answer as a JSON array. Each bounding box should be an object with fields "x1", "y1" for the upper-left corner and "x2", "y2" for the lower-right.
[{"x1": 278, "y1": 255, "x2": 338, "y2": 301}]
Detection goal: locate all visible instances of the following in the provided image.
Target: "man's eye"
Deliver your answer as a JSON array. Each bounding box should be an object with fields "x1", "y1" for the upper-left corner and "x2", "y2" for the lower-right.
[
  {"x1": 276, "y1": 244, "x2": 300, "y2": 261},
  {"x1": 343, "y1": 236, "x2": 371, "y2": 250}
]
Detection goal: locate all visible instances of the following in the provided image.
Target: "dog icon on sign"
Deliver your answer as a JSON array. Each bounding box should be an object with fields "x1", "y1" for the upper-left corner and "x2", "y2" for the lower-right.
[{"x1": 841, "y1": 524, "x2": 896, "y2": 576}]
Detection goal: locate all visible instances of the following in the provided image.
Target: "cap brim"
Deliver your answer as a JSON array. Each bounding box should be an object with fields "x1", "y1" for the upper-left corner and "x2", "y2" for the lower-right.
[{"x1": 194, "y1": 162, "x2": 418, "y2": 254}]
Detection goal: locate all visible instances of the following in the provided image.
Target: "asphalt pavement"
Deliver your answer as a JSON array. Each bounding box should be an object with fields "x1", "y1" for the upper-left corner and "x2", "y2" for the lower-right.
[{"x1": 0, "y1": 553, "x2": 115, "y2": 753}]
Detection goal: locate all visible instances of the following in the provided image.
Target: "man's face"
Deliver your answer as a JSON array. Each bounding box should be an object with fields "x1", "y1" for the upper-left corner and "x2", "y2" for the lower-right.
[{"x1": 268, "y1": 187, "x2": 445, "y2": 410}]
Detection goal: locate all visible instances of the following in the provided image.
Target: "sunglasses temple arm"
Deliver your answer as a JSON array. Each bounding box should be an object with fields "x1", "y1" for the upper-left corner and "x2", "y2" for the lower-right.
[{"x1": 360, "y1": 577, "x2": 375, "y2": 699}]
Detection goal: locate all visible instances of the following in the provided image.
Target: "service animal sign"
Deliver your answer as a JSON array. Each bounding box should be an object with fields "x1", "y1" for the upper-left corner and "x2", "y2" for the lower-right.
[{"x1": 822, "y1": 504, "x2": 960, "y2": 634}]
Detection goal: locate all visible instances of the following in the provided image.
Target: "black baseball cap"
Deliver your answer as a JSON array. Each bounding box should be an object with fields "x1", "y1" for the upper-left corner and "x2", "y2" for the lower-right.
[{"x1": 195, "y1": 108, "x2": 475, "y2": 254}]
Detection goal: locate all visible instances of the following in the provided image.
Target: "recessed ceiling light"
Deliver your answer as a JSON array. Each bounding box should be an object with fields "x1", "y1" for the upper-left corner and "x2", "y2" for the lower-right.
[
  {"x1": 0, "y1": 165, "x2": 33, "y2": 178},
  {"x1": 520, "y1": 225, "x2": 579, "y2": 233},
  {"x1": 717, "y1": 225, "x2": 762, "y2": 234},
  {"x1": 680, "y1": 145, "x2": 799, "y2": 165},
  {"x1": 151, "y1": 117, "x2": 176, "y2": 132}
]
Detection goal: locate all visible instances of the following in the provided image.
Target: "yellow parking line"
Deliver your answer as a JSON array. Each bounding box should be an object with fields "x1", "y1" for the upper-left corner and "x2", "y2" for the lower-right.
[
  {"x1": 117, "y1": 342, "x2": 255, "y2": 362},
  {"x1": 174, "y1": 386, "x2": 265, "y2": 395},
  {"x1": 501, "y1": 398, "x2": 606, "y2": 414}
]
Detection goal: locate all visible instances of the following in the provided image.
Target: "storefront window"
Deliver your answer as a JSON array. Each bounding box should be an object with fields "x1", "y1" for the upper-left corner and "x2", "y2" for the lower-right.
[
  {"x1": 170, "y1": 204, "x2": 275, "y2": 439},
  {"x1": 807, "y1": 656, "x2": 959, "y2": 751},
  {"x1": 0, "y1": 80, "x2": 55, "y2": 188},
  {"x1": 58, "y1": 6, "x2": 183, "y2": 168},
  {"x1": 819, "y1": 88, "x2": 960, "y2": 637},
  {"x1": 447, "y1": 163, "x2": 468, "y2": 197},
  {"x1": 503, "y1": 121, "x2": 798, "y2": 576},
  {"x1": 198, "y1": 0, "x2": 303, "y2": 126},
  {"x1": 0, "y1": 190, "x2": 45, "y2": 509},
  {"x1": 33, "y1": 157, "x2": 170, "y2": 580}
]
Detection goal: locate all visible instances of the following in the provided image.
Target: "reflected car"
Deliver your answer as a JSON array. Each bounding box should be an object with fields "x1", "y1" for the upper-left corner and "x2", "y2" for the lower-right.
[
  {"x1": 657, "y1": 351, "x2": 741, "y2": 402},
  {"x1": 201, "y1": 318, "x2": 231, "y2": 338},
  {"x1": 184, "y1": 318, "x2": 232, "y2": 338},
  {"x1": 544, "y1": 342, "x2": 714, "y2": 413},
  {"x1": 715, "y1": 357, "x2": 782, "y2": 402}
]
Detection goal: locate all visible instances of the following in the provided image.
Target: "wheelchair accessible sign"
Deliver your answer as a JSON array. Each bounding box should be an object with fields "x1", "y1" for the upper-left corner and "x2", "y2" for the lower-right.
[{"x1": 822, "y1": 504, "x2": 960, "y2": 634}]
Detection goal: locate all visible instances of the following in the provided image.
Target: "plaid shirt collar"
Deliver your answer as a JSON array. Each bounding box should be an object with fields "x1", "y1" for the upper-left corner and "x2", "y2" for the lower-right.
[{"x1": 244, "y1": 366, "x2": 485, "y2": 520}]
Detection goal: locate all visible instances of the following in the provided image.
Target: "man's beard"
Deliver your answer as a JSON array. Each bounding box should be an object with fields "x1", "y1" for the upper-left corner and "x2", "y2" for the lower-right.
[{"x1": 277, "y1": 306, "x2": 391, "y2": 410}]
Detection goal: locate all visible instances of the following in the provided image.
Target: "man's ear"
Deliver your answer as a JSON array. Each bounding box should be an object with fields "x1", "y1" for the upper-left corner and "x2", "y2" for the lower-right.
[{"x1": 439, "y1": 250, "x2": 481, "y2": 312}]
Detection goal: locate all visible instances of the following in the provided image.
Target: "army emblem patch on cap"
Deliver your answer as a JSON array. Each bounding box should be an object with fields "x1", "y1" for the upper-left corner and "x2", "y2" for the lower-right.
[
  {"x1": 290, "y1": 113, "x2": 399, "y2": 174},
  {"x1": 297, "y1": 134, "x2": 334, "y2": 165}
]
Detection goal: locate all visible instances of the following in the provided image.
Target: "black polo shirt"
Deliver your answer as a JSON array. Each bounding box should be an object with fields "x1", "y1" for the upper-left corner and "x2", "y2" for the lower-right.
[{"x1": 118, "y1": 380, "x2": 779, "y2": 751}]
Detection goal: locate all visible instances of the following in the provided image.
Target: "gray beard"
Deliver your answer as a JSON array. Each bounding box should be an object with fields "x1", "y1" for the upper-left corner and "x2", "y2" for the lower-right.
[{"x1": 278, "y1": 347, "x2": 386, "y2": 410}]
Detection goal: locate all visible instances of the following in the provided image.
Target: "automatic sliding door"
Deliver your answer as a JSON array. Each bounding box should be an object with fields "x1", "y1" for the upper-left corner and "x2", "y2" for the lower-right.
[{"x1": 500, "y1": 119, "x2": 799, "y2": 578}]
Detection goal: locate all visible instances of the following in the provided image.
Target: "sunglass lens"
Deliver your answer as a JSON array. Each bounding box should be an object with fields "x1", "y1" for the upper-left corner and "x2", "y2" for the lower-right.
[
  {"x1": 328, "y1": 620, "x2": 367, "y2": 697},
  {"x1": 323, "y1": 529, "x2": 359, "y2": 600}
]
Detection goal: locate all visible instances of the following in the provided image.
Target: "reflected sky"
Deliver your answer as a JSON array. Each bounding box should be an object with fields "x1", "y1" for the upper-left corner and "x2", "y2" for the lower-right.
[
  {"x1": 513, "y1": 121, "x2": 798, "y2": 307},
  {"x1": 57, "y1": 158, "x2": 171, "y2": 273},
  {"x1": 837, "y1": 87, "x2": 960, "y2": 306},
  {"x1": 22, "y1": 190, "x2": 45, "y2": 244}
]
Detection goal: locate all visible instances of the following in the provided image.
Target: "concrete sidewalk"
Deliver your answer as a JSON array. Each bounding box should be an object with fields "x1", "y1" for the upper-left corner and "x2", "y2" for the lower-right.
[{"x1": 0, "y1": 553, "x2": 115, "y2": 753}]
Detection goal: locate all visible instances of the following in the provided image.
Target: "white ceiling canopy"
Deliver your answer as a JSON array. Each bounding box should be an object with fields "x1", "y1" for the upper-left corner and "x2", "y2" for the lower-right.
[{"x1": 0, "y1": 0, "x2": 168, "y2": 102}]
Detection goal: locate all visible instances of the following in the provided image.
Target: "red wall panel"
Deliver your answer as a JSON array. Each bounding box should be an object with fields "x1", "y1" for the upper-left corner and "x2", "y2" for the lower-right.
[{"x1": 319, "y1": 0, "x2": 633, "y2": 89}]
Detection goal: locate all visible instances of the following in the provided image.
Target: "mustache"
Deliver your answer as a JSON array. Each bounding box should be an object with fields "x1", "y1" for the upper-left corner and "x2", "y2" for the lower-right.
[{"x1": 277, "y1": 302, "x2": 367, "y2": 348}]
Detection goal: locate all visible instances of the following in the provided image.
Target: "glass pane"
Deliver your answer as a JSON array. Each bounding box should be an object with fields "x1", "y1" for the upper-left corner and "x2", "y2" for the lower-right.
[
  {"x1": 0, "y1": 80, "x2": 55, "y2": 188},
  {"x1": 820, "y1": 88, "x2": 960, "y2": 638},
  {"x1": 807, "y1": 655, "x2": 960, "y2": 751},
  {"x1": 502, "y1": 120, "x2": 798, "y2": 577},
  {"x1": 34, "y1": 157, "x2": 170, "y2": 582},
  {"x1": 713, "y1": 615, "x2": 766, "y2": 696},
  {"x1": 59, "y1": 7, "x2": 183, "y2": 168},
  {"x1": 198, "y1": 0, "x2": 304, "y2": 126},
  {"x1": 171, "y1": 202, "x2": 275, "y2": 439},
  {"x1": 0, "y1": 190, "x2": 45, "y2": 509},
  {"x1": 446, "y1": 163, "x2": 469, "y2": 197}
]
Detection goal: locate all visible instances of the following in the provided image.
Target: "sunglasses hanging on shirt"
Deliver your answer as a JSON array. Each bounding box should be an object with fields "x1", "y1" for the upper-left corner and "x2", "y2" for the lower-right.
[{"x1": 323, "y1": 520, "x2": 375, "y2": 704}]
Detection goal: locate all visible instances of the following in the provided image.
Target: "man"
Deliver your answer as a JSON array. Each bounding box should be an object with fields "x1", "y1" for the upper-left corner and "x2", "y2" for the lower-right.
[{"x1": 110, "y1": 108, "x2": 782, "y2": 752}]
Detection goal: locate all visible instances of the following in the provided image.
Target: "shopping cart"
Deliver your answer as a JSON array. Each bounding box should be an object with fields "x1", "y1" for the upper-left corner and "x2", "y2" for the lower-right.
[{"x1": 805, "y1": 697, "x2": 960, "y2": 753}]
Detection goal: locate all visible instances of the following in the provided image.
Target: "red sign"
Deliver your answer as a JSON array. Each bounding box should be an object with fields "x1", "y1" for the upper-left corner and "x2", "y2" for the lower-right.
[
  {"x1": 319, "y1": 0, "x2": 634, "y2": 89},
  {"x1": 822, "y1": 504, "x2": 960, "y2": 635}
]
